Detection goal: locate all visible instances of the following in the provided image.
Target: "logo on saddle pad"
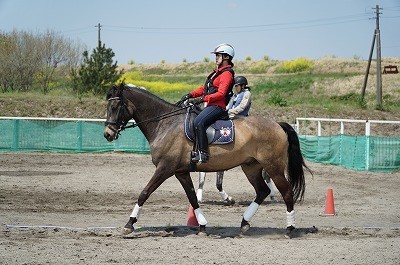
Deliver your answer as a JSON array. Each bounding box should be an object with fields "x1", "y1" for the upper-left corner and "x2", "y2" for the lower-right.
[
  {"x1": 184, "y1": 112, "x2": 234, "y2": 145},
  {"x1": 219, "y1": 127, "x2": 232, "y2": 137}
]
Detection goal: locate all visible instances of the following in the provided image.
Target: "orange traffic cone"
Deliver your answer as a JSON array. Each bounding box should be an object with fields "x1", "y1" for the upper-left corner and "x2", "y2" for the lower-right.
[
  {"x1": 186, "y1": 205, "x2": 199, "y2": 226},
  {"x1": 320, "y1": 188, "x2": 336, "y2": 216}
]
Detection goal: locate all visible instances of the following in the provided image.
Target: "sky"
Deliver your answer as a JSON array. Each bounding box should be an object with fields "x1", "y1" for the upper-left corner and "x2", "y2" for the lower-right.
[{"x1": 0, "y1": 0, "x2": 399, "y2": 64}]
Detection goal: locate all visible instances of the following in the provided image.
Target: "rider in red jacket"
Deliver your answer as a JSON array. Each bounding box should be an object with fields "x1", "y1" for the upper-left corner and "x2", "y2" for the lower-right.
[
  {"x1": 189, "y1": 64, "x2": 234, "y2": 109},
  {"x1": 180, "y1": 43, "x2": 235, "y2": 164}
]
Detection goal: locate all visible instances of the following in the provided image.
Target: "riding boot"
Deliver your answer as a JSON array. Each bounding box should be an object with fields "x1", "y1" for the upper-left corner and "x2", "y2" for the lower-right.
[{"x1": 192, "y1": 127, "x2": 209, "y2": 164}]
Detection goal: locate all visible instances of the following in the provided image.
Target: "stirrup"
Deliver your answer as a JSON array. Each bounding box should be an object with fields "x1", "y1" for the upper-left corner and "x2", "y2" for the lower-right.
[{"x1": 191, "y1": 150, "x2": 209, "y2": 164}]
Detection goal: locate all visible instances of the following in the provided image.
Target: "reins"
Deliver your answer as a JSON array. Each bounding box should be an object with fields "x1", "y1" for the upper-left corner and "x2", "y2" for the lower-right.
[
  {"x1": 122, "y1": 106, "x2": 190, "y2": 130},
  {"x1": 106, "y1": 95, "x2": 194, "y2": 136}
]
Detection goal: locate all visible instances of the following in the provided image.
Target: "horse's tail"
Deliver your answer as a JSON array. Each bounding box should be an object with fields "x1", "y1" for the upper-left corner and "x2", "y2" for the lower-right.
[{"x1": 278, "y1": 122, "x2": 311, "y2": 203}]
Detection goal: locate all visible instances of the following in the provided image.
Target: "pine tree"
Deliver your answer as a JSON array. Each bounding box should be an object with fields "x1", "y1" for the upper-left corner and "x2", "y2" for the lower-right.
[{"x1": 71, "y1": 43, "x2": 123, "y2": 96}]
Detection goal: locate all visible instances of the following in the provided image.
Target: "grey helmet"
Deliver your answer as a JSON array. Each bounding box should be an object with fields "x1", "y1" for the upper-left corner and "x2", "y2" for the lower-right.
[{"x1": 234, "y1": 76, "x2": 248, "y2": 86}]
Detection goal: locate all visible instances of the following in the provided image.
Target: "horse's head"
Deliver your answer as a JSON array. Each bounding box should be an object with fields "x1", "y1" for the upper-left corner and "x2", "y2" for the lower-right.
[{"x1": 104, "y1": 83, "x2": 133, "y2": 142}]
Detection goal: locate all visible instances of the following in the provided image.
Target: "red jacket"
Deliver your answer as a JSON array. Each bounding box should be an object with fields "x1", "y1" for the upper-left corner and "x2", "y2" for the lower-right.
[{"x1": 189, "y1": 65, "x2": 234, "y2": 109}]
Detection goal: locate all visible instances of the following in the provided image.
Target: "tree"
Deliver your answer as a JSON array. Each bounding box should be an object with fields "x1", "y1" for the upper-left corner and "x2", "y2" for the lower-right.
[
  {"x1": 0, "y1": 30, "x2": 84, "y2": 93},
  {"x1": 37, "y1": 30, "x2": 84, "y2": 93},
  {"x1": 71, "y1": 43, "x2": 122, "y2": 96},
  {"x1": 0, "y1": 30, "x2": 40, "y2": 92}
]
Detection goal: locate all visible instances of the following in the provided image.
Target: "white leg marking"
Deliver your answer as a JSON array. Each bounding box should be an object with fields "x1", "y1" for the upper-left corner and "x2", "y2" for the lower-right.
[
  {"x1": 219, "y1": 190, "x2": 229, "y2": 201},
  {"x1": 196, "y1": 189, "x2": 203, "y2": 203},
  {"x1": 267, "y1": 181, "x2": 276, "y2": 197},
  {"x1": 194, "y1": 208, "x2": 207, "y2": 226},
  {"x1": 243, "y1": 201, "x2": 260, "y2": 222},
  {"x1": 286, "y1": 210, "x2": 295, "y2": 227},
  {"x1": 130, "y1": 204, "x2": 142, "y2": 219}
]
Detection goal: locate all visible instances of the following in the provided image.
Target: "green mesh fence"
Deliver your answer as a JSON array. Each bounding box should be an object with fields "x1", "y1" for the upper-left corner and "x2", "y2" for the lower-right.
[
  {"x1": 299, "y1": 135, "x2": 400, "y2": 172},
  {"x1": 0, "y1": 119, "x2": 149, "y2": 153},
  {"x1": 1, "y1": 118, "x2": 399, "y2": 172}
]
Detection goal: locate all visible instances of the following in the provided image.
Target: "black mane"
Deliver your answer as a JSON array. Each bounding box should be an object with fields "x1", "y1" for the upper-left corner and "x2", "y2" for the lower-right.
[{"x1": 122, "y1": 85, "x2": 178, "y2": 110}]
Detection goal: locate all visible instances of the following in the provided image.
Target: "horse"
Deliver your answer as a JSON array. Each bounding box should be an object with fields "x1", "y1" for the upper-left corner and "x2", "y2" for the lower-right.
[
  {"x1": 196, "y1": 169, "x2": 277, "y2": 205},
  {"x1": 104, "y1": 83, "x2": 310, "y2": 236}
]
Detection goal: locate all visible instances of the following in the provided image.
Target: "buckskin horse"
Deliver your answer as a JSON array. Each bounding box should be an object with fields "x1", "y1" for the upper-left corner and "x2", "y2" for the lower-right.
[{"x1": 103, "y1": 83, "x2": 310, "y2": 237}]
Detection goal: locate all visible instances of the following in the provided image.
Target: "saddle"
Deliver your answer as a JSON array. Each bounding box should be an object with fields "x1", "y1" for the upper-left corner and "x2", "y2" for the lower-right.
[{"x1": 184, "y1": 108, "x2": 234, "y2": 145}]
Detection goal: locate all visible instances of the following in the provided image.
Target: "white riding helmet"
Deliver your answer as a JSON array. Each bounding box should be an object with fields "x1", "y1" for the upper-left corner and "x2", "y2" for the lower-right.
[{"x1": 211, "y1": 43, "x2": 235, "y2": 58}]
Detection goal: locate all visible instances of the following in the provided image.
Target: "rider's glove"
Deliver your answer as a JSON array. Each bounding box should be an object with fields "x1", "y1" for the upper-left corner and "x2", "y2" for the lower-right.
[
  {"x1": 176, "y1": 93, "x2": 192, "y2": 107},
  {"x1": 181, "y1": 93, "x2": 192, "y2": 102}
]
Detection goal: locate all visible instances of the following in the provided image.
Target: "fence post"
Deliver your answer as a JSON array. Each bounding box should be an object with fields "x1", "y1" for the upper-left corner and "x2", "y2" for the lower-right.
[
  {"x1": 317, "y1": 121, "x2": 322, "y2": 136},
  {"x1": 76, "y1": 121, "x2": 83, "y2": 151},
  {"x1": 12, "y1": 119, "x2": 20, "y2": 150},
  {"x1": 365, "y1": 120, "x2": 370, "y2": 170}
]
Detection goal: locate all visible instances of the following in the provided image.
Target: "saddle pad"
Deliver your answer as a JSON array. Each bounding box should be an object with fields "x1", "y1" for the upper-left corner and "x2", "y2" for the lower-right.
[{"x1": 185, "y1": 111, "x2": 234, "y2": 145}]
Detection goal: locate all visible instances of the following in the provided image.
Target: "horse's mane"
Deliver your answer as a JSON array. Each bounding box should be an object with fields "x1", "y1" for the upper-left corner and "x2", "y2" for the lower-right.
[
  {"x1": 130, "y1": 86, "x2": 175, "y2": 107},
  {"x1": 126, "y1": 86, "x2": 176, "y2": 109},
  {"x1": 107, "y1": 84, "x2": 178, "y2": 110}
]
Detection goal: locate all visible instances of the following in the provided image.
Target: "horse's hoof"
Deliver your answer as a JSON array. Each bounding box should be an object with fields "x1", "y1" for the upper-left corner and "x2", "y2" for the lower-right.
[
  {"x1": 224, "y1": 197, "x2": 235, "y2": 206},
  {"x1": 240, "y1": 220, "x2": 250, "y2": 234},
  {"x1": 122, "y1": 227, "x2": 134, "y2": 235},
  {"x1": 284, "y1": 225, "x2": 295, "y2": 239},
  {"x1": 196, "y1": 225, "x2": 207, "y2": 236},
  {"x1": 123, "y1": 223, "x2": 135, "y2": 235},
  {"x1": 197, "y1": 231, "x2": 208, "y2": 236}
]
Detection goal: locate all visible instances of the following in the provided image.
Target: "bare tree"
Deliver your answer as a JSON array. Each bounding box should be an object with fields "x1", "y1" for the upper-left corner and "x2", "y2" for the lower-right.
[
  {"x1": 0, "y1": 30, "x2": 85, "y2": 93},
  {"x1": 36, "y1": 30, "x2": 84, "y2": 93}
]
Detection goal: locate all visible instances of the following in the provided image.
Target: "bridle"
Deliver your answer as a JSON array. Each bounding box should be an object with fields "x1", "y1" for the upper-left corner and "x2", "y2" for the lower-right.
[
  {"x1": 105, "y1": 93, "x2": 193, "y2": 137},
  {"x1": 104, "y1": 96, "x2": 132, "y2": 137}
]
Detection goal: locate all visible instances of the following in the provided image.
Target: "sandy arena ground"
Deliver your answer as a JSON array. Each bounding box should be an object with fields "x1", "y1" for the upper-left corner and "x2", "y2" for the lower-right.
[{"x1": 1, "y1": 152, "x2": 399, "y2": 264}]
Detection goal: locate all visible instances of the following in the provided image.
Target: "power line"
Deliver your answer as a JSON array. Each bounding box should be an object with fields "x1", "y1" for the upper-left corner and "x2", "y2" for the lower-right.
[{"x1": 103, "y1": 13, "x2": 370, "y2": 32}]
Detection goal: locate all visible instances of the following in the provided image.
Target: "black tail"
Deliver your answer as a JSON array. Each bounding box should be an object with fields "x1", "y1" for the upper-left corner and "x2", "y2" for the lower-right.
[{"x1": 278, "y1": 122, "x2": 311, "y2": 202}]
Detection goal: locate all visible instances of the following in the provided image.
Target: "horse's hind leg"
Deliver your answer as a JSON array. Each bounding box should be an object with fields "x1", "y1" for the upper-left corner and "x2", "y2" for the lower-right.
[
  {"x1": 216, "y1": 171, "x2": 235, "y2": 205},
  {"x1": 262, "y1": 169, "x2": 276, "y2": 200},
  {"x1": 270, "y1": 172, "x2": 296, "y2": 235},
  {"x1": 197, "y1": 172, "x2": 206, "y2": 203},
  {"x1": 240, "y1": 163, "x2": 270, "y2": 233}
]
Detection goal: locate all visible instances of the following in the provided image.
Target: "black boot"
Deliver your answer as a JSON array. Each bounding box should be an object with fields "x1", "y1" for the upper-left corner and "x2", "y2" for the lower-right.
[{"x1": 192, "y1": 127, "x2": 209, "y2": 164}]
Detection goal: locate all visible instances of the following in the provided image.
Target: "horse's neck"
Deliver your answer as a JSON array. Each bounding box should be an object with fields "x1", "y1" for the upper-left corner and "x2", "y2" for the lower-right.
[{"x1": 126, "y1": 89, "x2": 177, "y2": 143}]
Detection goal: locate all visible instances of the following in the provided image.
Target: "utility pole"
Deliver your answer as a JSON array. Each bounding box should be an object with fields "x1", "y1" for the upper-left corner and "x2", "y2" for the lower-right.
[
  {"x1": 375, "y1": 5, "x2": 382, "y2": 107},
  {"x1": 361, "y1": 5, "x2": 383, "y2": 107},
  {"x1": 95, "y1": 23, "x2": 102, "y2": 49}
]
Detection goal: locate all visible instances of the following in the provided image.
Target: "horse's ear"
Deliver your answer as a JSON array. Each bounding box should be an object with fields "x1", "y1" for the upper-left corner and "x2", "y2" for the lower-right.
[{"x1": 106, "y1": 85, "x2": 115, "y2": 100}]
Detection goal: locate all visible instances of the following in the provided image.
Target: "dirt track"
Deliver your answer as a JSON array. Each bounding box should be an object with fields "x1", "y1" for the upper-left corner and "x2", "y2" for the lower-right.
[{"x1": 1, "y1": 152, "x2": 399, "y2": 264}]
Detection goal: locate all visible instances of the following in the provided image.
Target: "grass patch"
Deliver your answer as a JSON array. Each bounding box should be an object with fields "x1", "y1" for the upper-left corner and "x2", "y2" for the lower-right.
[{"x1": 1, "y1": 59, "x2": 399, "y2": 121}]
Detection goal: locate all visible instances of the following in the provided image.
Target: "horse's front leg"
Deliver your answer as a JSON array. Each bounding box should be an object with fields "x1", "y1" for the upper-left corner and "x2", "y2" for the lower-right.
[
  {"x1": 176, "y1": 172, "x2": 208, "y2": 233},
  {"x1": 123, "y1": 165, "x2": 173, "y2": 235}
]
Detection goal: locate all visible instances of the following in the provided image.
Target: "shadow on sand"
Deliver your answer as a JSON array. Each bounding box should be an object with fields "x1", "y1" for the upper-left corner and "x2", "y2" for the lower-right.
[{"x1": 125, "y1": 225, "x2": 318, "y2": 239}]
